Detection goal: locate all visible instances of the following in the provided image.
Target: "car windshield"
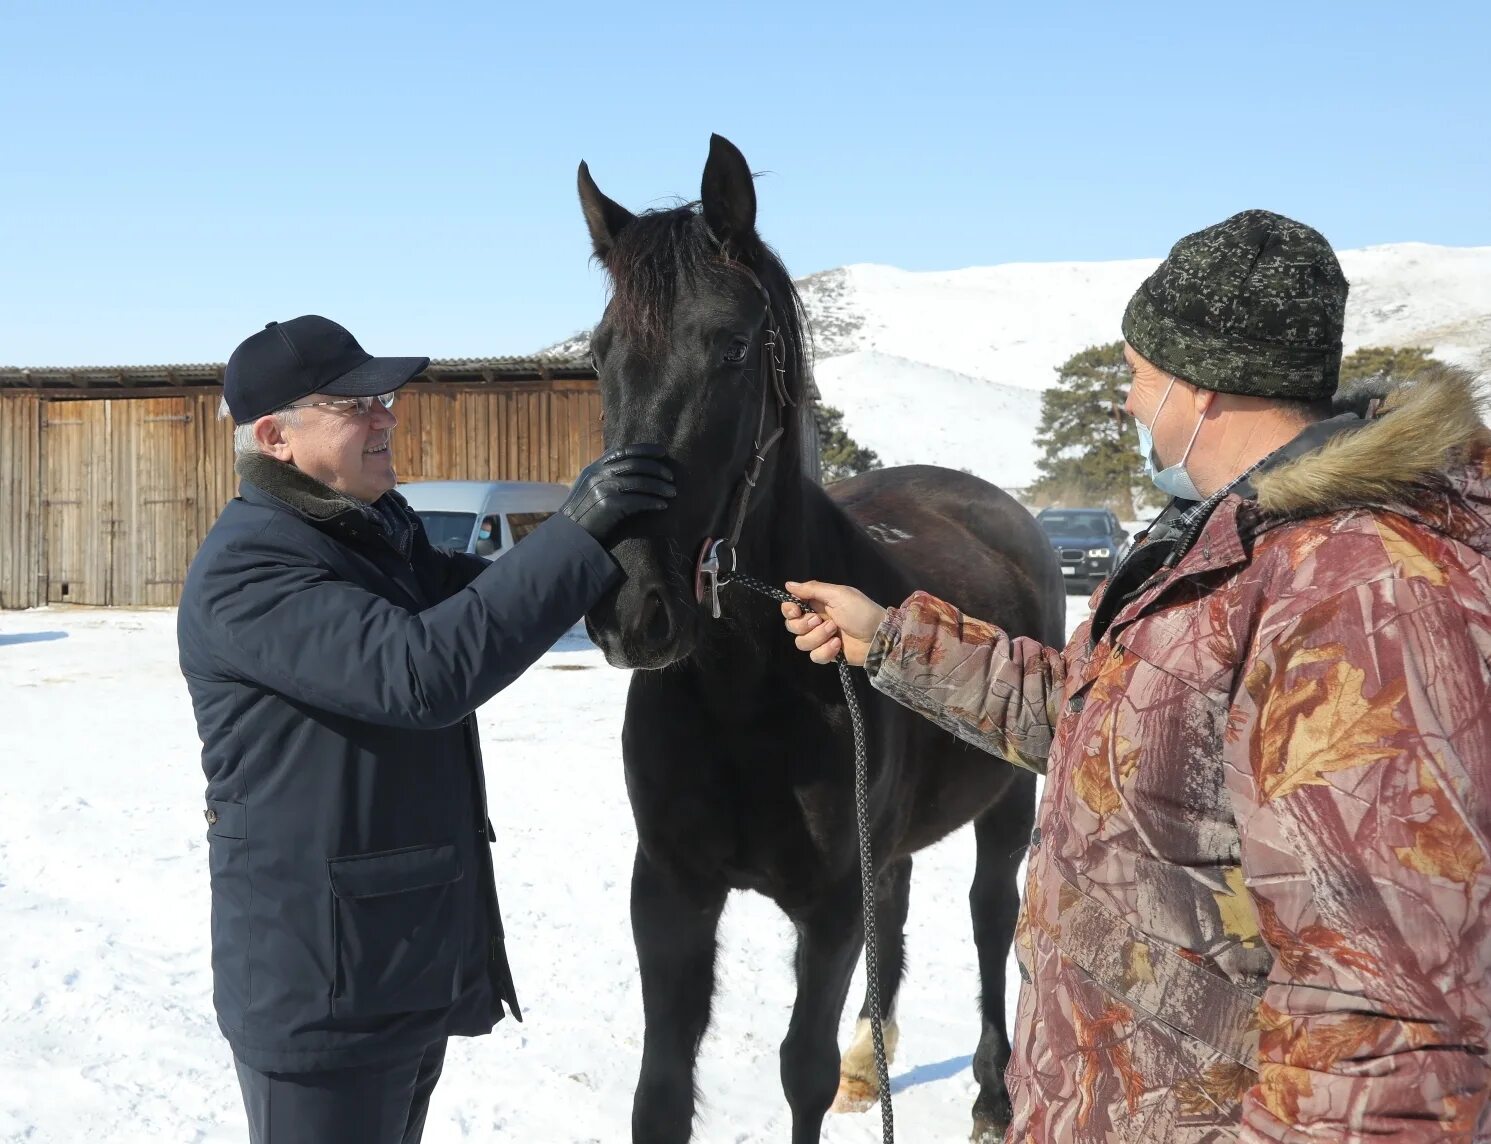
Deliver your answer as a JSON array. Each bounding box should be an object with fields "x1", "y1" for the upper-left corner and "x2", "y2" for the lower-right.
[
  {"x1": 1038, "y1": 512, "x2": 1108, "y2": 538},
  {"x1": 416, "y1": 511, "x2": 476, "y2": 549}
]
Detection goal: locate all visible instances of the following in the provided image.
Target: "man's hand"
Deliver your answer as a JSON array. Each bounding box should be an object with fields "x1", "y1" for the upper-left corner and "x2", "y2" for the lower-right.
[
  {"x1": 780, "y1": 581, "x2": 888, "y2": 667},
  {"x1": 561, "y1": 444, "x2": 675, "y2": 542}
]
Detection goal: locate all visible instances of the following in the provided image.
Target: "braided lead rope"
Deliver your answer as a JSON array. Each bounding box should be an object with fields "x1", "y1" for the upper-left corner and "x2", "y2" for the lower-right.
[{"x1": 726, "y1": 572, "x2": 895, "y2": 1143}]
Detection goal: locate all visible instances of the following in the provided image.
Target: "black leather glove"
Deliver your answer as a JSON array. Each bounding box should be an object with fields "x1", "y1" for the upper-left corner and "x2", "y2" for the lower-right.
[{"x1": 561, "y1": 443, "x2": 676, "y2": 541}]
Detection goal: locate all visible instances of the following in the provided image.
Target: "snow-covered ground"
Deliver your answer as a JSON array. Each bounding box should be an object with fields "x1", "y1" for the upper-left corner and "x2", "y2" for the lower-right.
[{"x1": 1, "y1": 597, "x2": 1092, "y2": 1143}]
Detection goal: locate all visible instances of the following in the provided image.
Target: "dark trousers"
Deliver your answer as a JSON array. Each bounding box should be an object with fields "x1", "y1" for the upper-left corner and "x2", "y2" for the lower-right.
[{"x1": 233, "y1": 1039, "x2": 447, "y2": 1144}]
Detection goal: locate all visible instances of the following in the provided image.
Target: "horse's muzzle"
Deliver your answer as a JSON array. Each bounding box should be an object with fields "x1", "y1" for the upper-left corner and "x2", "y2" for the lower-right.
[{"x1": 587, "y1": 578, "x2": 696, "y2": 670}]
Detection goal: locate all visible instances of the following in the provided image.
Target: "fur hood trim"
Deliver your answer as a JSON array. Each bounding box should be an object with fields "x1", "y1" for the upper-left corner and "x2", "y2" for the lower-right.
[{"x1": 1253, "y1": 365, "x2": 1491, "y2": 516}]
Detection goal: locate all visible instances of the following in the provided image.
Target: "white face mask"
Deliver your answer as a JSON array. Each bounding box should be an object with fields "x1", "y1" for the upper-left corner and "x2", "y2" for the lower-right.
[{"x1": 1135, "y1": 376, "x2": 1205, "y2": 501}]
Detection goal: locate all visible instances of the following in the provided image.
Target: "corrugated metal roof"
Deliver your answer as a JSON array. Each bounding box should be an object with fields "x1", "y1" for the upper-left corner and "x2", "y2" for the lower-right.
[
  {"x1": 431, "y1": 355, "x2": 590, "y2": 369},
  {"x1": 0, "y1": 354, "x2": 593, "y2": 390}
]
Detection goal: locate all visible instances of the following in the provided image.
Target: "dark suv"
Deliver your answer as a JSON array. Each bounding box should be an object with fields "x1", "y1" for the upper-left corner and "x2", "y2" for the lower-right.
[{"x1": 1035, "y1": 508, "x2": 1130, "y2": 589}]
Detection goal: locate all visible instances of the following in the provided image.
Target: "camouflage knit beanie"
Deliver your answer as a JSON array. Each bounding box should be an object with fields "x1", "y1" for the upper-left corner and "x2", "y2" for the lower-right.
[{"x1": 1121, "y1": 209, "x2": 1348, "y2": 400}]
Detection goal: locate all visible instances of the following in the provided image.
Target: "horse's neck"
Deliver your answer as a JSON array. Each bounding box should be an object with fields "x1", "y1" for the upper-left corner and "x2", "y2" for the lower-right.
[
  {"x1": 694, "y1": 476, "x2": 879, "y2": 701},
  {"x1": 734, "y1": 474, "x2": 850, "y2": 594}
]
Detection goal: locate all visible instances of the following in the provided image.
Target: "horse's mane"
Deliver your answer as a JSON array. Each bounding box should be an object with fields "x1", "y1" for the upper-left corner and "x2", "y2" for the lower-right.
[{"x1": 600, "y1": 203, "x2": 812, "y2": 410}]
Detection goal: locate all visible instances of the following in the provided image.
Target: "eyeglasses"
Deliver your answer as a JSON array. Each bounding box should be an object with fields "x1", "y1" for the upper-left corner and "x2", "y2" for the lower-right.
[{"x1": 287, "y1": 393, "x2": 397, "y2": 417}]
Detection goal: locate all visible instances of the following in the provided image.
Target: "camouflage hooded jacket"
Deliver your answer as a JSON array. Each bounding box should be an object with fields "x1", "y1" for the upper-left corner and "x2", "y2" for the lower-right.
[{"x1": 866, "y1": 369, "x2": 1491, "y2": 1141}]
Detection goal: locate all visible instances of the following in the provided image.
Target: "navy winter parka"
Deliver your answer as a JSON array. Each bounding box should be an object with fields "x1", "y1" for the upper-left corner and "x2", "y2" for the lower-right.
[{"x1": 177, "y1": 456, "x2": 619, "y2": 1072}]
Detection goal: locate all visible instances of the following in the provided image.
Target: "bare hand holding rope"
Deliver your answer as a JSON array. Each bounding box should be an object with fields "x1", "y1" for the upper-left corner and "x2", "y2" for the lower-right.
[{"x1": 781, "y1": 580, "x2": 887, "y2": 667}]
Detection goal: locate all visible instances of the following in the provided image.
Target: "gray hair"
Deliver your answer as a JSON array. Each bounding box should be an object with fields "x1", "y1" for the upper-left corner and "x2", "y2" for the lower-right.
[{"x1": 220, "y1": 397, "x2": 299, "y2": 457}]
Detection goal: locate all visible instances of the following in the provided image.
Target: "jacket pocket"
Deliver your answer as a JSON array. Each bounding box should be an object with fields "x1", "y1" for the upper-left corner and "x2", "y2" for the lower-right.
[
  {"x1": 206, "y1": 798, "x2": 246, "y2": 839},
  {"x1": 205, "y1": 801, "x2": 250, "y2": 1024},
  {"x1": 1114, "y1": 603, "x2": 1233, "y2": 700},
  {"x1": 327, "y1": 842, "x2": 463, "y2": 1019},
  {"x1": 1045, "y1": 861, "x2": 1262, "y2": 1071}
]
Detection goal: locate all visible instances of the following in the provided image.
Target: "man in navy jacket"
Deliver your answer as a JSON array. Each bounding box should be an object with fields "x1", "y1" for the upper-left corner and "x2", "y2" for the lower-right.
[{"x1": 178, "y1": 315, "x2": 673, "y2": 1143}]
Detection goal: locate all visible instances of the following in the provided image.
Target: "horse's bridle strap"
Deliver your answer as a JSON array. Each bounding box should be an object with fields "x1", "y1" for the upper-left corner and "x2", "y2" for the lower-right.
[{"x1": 716, "y1": 261, "x2": 794, "y2": 559}]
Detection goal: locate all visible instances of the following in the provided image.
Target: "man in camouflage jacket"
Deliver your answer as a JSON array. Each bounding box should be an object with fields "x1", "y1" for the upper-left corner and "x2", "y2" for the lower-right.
[{"x1": 784, "y1": 211, "x2": 1491, "y2": 1141}]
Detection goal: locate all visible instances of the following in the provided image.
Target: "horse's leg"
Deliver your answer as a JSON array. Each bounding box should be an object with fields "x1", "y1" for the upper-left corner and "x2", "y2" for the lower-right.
[
  {"x1": 969, "y1": 782, "x2": 1037, "y2": 1144},
  {"x1": 630, "y1": 846, "x2": 727, "y2": 1144},
  {"x1": 833, "y1": 856, "x2": 911, "y2": 1113},
  {"x1": 779, "y1": 887, "x2": 865, "y2": 1144}
]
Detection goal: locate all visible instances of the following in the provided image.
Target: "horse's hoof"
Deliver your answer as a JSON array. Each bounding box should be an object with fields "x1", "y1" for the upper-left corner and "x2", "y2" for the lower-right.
[
  {"x1": 830, "y1": 1075, "x2": 879, "y2": 1114},
  {"x1": 970, "y1": 1117, "x2": 1007, "y2": 1143}
]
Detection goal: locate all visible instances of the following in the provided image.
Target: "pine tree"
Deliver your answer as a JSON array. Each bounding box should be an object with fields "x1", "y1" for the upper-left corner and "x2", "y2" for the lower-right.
[
  {"x1": 1028, "y1": 342, "x2": 1138, "y2": 517},
  {"x1": 1339, "y1": 345, "x2": 1442, "y2": 386},
  {"x1": 814, "y1": 401, "x2": 882, "y2": 484}
]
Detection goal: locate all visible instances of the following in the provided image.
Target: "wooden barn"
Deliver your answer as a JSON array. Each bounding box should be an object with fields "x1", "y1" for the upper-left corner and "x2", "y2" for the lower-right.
[{"x1": 0, "y1": 357, "x2": 601, "y2": 609}]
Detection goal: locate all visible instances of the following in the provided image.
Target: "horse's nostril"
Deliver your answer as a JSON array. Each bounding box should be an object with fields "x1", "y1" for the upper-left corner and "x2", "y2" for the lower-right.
[{"x1": 639, "y1": 588, "x2": 673, "y2": 645}]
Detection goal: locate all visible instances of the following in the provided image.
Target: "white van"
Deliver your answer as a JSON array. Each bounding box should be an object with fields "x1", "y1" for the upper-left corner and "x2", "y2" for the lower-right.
[{"x1": 396, "y1": 480, "x2": 569, "y2": 560}]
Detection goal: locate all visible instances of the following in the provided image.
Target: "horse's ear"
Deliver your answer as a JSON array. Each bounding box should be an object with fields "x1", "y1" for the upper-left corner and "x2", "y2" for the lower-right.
[
  {"x1": 577, "y1": 160, "x2": 635, "y2": 262},
  {"x1": 700, "y1": 133, "x2": 757, "y2": 247}
]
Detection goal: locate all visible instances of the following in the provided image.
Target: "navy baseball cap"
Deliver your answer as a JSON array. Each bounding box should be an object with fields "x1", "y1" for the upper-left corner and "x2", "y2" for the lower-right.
[{"x1": 223, "y1": 315, "x2": 430, "y2": 423}]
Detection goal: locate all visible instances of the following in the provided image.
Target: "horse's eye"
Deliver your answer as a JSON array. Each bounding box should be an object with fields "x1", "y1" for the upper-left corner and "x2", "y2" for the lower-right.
[{"x1": 723, "y1": 337, "x2": 750, "y2": 365}]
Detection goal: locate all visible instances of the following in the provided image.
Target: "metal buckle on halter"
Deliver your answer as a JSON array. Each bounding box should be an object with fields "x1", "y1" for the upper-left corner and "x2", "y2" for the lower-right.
[{"x1": 699, "y1": 538, "x2": 737, "y2": 620}]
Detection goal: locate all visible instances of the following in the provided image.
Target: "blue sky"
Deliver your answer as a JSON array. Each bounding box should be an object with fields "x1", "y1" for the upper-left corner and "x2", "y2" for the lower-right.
[{"x1": 3, "y1": 0, "x2": 1487, "y2": 365}]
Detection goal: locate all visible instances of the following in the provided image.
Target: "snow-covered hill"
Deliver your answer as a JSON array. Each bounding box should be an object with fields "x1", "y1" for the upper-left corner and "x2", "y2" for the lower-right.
[
  {"x1": 797, "y1": 244, "x2": 1491, "y2": 392},
  {"x1": 796, "y1": 259, "x2": 1156, "y2": 391},
  {"x1": 813, "y1": 352, "x2": 1045, "y2": 491},
  {"x1": 549, "y1": 242, "x2": 1491, "y2": 490}
]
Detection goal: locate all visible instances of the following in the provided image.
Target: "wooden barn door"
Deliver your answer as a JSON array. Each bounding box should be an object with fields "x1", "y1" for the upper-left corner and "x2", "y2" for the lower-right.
[
  {"x1": 114, "y1": 398, "x2": 198, "y2": 606},
  {"x1": 42, "y1": 396, "x2": 198, "y2": 606},
  {"x1": 42, "y1": 400, "x2": 112, "y2": 604}
]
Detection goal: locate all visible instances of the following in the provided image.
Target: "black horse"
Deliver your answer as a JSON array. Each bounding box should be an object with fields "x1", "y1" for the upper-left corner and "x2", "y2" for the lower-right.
[{"x1": 577, "y1": 134, "x2": 1065, "y2": 1144}]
